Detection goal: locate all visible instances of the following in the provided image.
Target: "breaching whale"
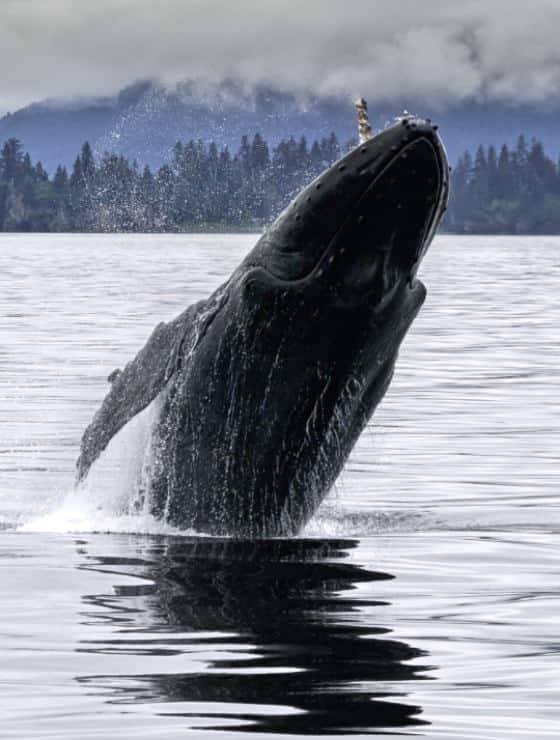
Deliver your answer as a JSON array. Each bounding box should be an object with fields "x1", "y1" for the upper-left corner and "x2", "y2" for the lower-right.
[{"x1": 77, "y1": 116, "x2": 449, "y2": 537}]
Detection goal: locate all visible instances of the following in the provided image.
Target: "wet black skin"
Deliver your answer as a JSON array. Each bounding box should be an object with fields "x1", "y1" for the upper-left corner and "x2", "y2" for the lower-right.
[{"x1": 77, "y1": 117, "x2": 449, "y2": 537}]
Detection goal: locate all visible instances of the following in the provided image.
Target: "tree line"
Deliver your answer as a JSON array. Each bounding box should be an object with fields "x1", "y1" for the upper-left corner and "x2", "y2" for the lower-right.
[
  {"x1": 0, "y1": 134, "x2": 343, "y2": 232},
  {"x1": 1, "y1": 132, "x2": 560, "y2": 233},
  {"x1": 446, "y1": 135, "x2": 560, "y2": 234}
]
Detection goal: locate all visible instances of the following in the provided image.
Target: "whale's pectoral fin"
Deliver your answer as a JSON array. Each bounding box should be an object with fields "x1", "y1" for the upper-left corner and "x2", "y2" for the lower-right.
[{"x1": 76, "y1": 300, "x2": 204, "y2": 481}]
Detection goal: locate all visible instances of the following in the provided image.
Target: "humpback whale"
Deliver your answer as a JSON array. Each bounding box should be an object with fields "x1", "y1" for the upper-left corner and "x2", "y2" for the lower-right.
[{"x1": 77, "y1": 116, "x2": 449, "y2": 537}]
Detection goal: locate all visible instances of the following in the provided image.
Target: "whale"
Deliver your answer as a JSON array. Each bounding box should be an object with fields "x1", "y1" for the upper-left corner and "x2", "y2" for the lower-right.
[{"x1": 77, "y1": 116, "x2": 449, "y2": 537}]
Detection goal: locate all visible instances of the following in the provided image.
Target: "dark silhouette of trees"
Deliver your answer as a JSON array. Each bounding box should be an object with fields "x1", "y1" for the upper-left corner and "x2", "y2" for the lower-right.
[
  {"x1": 0, "y1": 132, "x2": 341, "y2": 232},
  {"x1": 447, "y1": 136, "x2": 560, "y2": 233},
  {"x1": 1, "y1": 132, "x2": 560, "y2": 234}
]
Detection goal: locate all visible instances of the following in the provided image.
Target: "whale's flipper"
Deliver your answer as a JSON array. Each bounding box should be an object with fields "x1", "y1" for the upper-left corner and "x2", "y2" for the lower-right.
[{"x1": 76, "y1": 301, "x2": 204, "y2": 481}]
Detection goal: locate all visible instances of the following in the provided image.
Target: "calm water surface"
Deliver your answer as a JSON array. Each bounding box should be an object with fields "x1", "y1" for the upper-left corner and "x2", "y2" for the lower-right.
[{"x1": 1, "y1": 234, "x2": 559, "y2": 738}]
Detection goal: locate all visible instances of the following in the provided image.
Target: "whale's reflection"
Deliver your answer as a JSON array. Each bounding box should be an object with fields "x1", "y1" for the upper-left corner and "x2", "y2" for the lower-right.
[{"x1": 78, "y1": 537, "x2": 429, "y2": 734}]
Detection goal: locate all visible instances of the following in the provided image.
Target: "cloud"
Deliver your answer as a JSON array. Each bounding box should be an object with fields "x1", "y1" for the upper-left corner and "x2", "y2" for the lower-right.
[{"x1": 1, "y1": 0, "x2": 560, "y2": 111}]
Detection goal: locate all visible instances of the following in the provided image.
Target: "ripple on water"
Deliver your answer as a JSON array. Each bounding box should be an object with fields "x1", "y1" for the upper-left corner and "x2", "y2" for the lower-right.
[{"x1": 1, "y1": 234, "x2": 560, "y2": 738}]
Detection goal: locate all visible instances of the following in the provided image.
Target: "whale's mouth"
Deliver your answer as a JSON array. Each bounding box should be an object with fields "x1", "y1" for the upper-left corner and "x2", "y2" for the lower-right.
[{"x1": 333, "y1": 134, "x2": 447, "y2": 306}]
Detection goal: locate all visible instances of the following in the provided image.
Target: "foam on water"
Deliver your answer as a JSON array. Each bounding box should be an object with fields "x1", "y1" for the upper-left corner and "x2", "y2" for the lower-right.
[
  {"x1": 16, "y1": 388, "x2": 429, "y2": 537},
  {"x1": 19, "y1": 394, "x2": 193, "y2": 536}
]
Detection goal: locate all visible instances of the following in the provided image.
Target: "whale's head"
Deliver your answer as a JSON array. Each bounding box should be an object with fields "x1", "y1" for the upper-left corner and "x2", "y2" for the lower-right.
[{"x1": 247, "y1": 116, "x2": 448, "y2": 315}]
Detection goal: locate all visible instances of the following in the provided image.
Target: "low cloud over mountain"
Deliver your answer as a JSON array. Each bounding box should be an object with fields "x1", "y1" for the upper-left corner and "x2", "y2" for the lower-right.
[
  {"x1": 2, "y1": 81, "x2": 560, "y2": 175},
  {"x1": 1, "y1": 1, "x2": 560, "y2": 112}
]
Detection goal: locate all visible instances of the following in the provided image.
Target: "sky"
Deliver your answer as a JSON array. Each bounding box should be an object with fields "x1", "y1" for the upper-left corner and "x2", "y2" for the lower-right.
[{"x1": 1, "y1": 0, "x2": 560, "y2": 113}]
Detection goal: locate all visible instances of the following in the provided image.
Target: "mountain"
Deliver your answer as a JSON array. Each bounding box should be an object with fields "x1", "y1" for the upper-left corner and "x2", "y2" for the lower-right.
[{"x1": 1, "y1": 80, "x2": 560, "y2": 173}]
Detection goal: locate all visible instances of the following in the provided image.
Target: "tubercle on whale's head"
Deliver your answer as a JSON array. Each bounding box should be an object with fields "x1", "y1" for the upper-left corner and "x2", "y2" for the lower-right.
[{"x1": 246, "y1": 116, "x2": 449, "y2": 312}]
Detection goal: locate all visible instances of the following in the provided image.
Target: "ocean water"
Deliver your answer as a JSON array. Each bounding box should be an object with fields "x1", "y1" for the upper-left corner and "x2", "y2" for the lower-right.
[{"x1": 1, "y1": 233, "x2": 559, "y2": 738}]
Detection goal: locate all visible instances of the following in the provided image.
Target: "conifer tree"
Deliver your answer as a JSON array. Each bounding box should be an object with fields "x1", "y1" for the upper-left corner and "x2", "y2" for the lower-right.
[{"x1": 2, "y1": 132, "x2": 560, "y2": 235}]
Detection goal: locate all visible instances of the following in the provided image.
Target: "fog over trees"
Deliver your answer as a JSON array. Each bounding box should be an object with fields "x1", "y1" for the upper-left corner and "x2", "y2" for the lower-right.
[{"x1": 1, "y1": 133, "x2": 560, "y2": 234}]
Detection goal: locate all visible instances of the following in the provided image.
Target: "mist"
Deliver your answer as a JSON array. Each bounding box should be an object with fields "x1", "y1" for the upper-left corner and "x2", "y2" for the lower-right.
[{"x1": 1, "y1": 0, "x2": 559, "y2": 112}]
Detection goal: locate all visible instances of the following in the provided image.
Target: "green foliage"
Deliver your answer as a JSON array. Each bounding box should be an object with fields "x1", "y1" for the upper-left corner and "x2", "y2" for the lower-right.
[
  {"x1": 2, "y1": 132, "x2": 559, "y2": 234},
  {"x1": 0, "y1": 133, "x2": 344, "y2": 232},
  {"x1": 446, "y1": 136, "x2": 560, "y2": 233}
]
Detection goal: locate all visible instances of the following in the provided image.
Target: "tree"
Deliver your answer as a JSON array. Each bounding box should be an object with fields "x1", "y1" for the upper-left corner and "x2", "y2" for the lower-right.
[
  {"x1": 4, "y1": 131, "x2": 560, "y2": 235},
  {"x1": 1, "y1": 138, "x2": 24, "y2": 182},
  {"x1": 496, "y1": 144, "x2": 512, "y2": 199},
  {"x1": 53, "y1": 165, "x2": 69, "y2": 191},
  {"x1": 80, "y1": 142, "x2": 96, "y2": 181}
]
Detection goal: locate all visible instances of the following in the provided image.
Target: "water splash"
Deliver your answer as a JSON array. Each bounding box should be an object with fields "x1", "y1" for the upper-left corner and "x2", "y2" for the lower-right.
[
  {"x1": 19, "y1": 394, "x2": 189, "y2": 535},
  {"x1": 20, "y1": 288, "x2": 229, "y2": 536}
]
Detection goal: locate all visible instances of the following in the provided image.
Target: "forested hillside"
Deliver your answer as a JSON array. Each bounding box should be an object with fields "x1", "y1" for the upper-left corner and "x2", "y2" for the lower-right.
[
  {"x1": 0, "y1": 134, "x2": 343, "y2": 232},
  {"x1": 446, "y1": 136, "x2": 560, "y2": 234},
  {"x1": 1, "y1": 133, "x2": 559, "y2": 234}
]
